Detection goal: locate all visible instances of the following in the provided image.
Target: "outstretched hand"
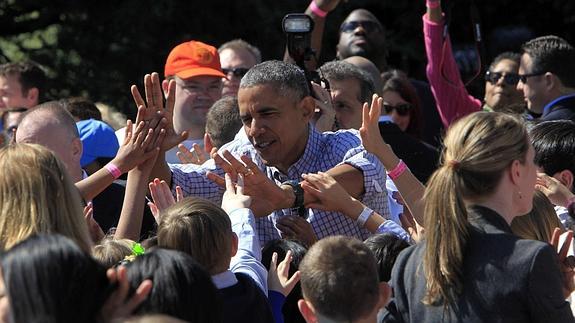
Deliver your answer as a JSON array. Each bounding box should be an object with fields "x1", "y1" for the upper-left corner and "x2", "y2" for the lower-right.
[
  {"x1": 536, "y1": 173, "x2": 575, "y2": 208},
  {"x1": 300, "y1": 172, "x2": 355, "y2": 214},
  {"x1": 268, "y1": 251, "x2": 301, "y2": 297},
  {"x1": 131, "y1": 72, "x2": 188, "y2": 151},
  {"x1": 221, "y1": 173, "x2": 252, "y2": 214},
  {"x1": 550, "y1": 228, "x2": 575, "y2": 298},
  {"x1": 311, "y1": 82, "x2": 336, "y2": 132},
  {"x1": 359, "y1": 94, "x2": 387, "y2": 155},
  {"x1": 177, "y1": 143, "x2": 209, "y2": 165},
  {"x1": 148, "y1": 178, "x2": 183, "y2": 223},
  {"x1": 100, "y1": 266, "x2": 152, "y2": 320},
  {"x1": 207, "y1": 150, "x2": 289, "y2": 217}
]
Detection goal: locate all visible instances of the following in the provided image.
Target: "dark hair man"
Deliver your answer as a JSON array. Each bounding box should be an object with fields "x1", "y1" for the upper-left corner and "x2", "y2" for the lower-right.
[{"x1": 0, "y1": 61, "x2": 46, "y2": 110}]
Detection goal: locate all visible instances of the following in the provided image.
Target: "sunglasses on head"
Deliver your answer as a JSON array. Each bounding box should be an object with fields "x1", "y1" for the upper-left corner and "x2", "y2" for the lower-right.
[
  {"x1": 222, "y1": 67, "x2": 250, "y2": 78},
  {"x1": 340, "y1": 21, "x2": 381, "y2": 34},
  {"x1": 383, "y1": 103, "x2": 411, "y2": 116},
  {"x1": 484, "y1": 71, "x2": 520, "y2": 86}
]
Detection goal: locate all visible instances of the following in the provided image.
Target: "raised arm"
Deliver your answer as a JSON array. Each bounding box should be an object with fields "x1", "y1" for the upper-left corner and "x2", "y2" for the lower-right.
[
  {"x1": 423, "y1": 0, "x2": 482, "y2": 127},
  {"x1": 360, "y1": 94, "x2": 426, "y2": 225}
]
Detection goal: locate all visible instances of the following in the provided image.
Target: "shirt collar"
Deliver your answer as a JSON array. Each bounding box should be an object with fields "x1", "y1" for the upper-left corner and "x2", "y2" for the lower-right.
[
  {"x1": 211, "y1": 270, "x2": 237, "y2": 289},
  {"x1": 543, "y1": 93, "x2": 575, "y2": 116},
  {"x1": 379, "y1": 115, "x2": 394, "y2": 123}
]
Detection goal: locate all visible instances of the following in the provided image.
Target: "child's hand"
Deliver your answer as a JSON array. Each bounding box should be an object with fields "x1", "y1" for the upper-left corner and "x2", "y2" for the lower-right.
[{"x1": 268, "y1": 251, "x2": 301, "y2": 297}]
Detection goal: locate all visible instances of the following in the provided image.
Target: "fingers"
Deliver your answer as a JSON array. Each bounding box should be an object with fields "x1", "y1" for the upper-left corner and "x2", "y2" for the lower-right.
[
  {"x1": 269, "y1": 252, "x2": 278, "y2": 271},
  {"x1": 225, "y1": 173, "x2": 235, "y2": 193},
  {"x1": 559, "y1": 231, "x2": 574, "y2": 261},
  {"x1": 551, "y1": 227, "x2": 562, "y2": 249},
  {"x1": 237, "y1": 174, "x2": 245, "y2": 196},
  {"x1": 148, "y1": 202, "x2": 160, "y2": 221},
  {"x1": 165, "y1": 79, "x2": 176, "y2": 115},
  {"x1": 192, "y1": 143, "x2": 208, "y2": 164},
  {"x1": 175, "y1": 186, "x2": 184, "y2": 202},
  {"x1": 223, "y1": 150, "x2": 249, "y2": 175},
  {"x1": 206, "y1": 171, "x2": 226, "y2": 188},
  {"x1": 212, "y1": 151, "x2": 237, "y2": 180},
  {"x1": 176, "y1": 144, "x2": 195, "y2": 164},
  {"x1": 124, "y1": 279, "x2": 153, "y2": 313},
  {"x1": 144, "y1": 74, "x2": 154, "y2": 110},
  {"x1": 131, "y1": 85, "x2": 146, "y2": 121},
  {"x1": 151, "y1": 72, "x2": 163, "y2": 111},
  {"x1": 124, "y1": 119, "x2": 134, "y2": 145}
]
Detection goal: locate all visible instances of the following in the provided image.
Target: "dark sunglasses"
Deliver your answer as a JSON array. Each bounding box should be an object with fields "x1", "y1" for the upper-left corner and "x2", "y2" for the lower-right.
[
  {"x1": 383, "y1": 103, "x2": 411, "y2": 116},
  {"x1": 484, "y1": 71, "x2": 520, "y2": 86},
  {"x1": 340, "y1": 21, "x2": 381, "y2": 34},
  {"x1": 222, "y1": 67, "x2": 250, "y2": 78},
  {"x1": 518, "y1": 71, "x2": 546, "y2": 84}
]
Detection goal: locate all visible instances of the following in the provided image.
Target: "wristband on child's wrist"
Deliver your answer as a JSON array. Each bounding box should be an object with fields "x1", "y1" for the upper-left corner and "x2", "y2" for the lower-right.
[
  {"x1": 356, "y1": 206, "x2": 374, "y2": 227},
  {"x1": 426, "y1": 0, "x2": 440, "y2": 9},
  {"x1": 387, "y1": 160, "x2": 409, "y2": 180},
  {"x1": 105, "y1": 163, "x2": 122, "y2": 179}
]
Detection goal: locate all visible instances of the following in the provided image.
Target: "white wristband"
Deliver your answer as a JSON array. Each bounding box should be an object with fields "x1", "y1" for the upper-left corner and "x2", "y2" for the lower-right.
[{"x1": 356, "y1": 206, "x2": 373, "y2": 227}]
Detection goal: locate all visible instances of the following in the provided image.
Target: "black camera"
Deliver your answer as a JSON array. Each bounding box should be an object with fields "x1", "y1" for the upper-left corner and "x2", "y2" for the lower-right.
[{"x1": 282, "y1": 14, "x2": 329, "y2": 93}]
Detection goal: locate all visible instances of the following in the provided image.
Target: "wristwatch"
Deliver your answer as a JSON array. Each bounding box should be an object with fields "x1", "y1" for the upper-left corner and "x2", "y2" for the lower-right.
[{"x1": 281, "y1": 180, "x2": 304, "y2": 209}]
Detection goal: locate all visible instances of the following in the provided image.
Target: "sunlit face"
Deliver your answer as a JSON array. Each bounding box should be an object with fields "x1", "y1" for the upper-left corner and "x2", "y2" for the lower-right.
[
  {"x1": 238, "y1": 84, "x2": 312, "y2": 173},
  {"x1": 173, "y1": 75, "x2": 222, "y2": 133},
  {"x1": 382, "y1": 90, "x2": 411, "y2": 132},
  {"x1": 336, "y1": 10, "x2": 385, "y2": 60},
  {"x1": 329, "y1": 78, "x2": 364, "y2": 130},
  {"x1": 0, "y1": 74, "x2": 35, "y2": 110},
  {"x1": 0, "y1": 269, "x2": 11, "y2": 323},
  {"x1": 517, "y1": 54, "x2": 548, "y2": 114},
  {"x1": 219, "y1": 48, "x2": 257, "y2": 97},
  {"x1": 484, "y1": 59, "x2": 523, "y2": 110}
]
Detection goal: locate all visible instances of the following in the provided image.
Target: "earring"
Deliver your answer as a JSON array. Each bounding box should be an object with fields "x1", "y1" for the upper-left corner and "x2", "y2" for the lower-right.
[{"x1": 517, "y1": 191, "x2": 523, "y2": 200}]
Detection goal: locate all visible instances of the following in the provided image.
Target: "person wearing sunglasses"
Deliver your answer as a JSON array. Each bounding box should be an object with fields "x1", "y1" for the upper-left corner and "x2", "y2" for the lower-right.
[
  {"x1": 517, "y1": 35, "x2": 575, "y2": 122},
  {"x1": 218, "y1": 39, "x2": 261, "y2": 97},
  {"x1": 423, "y1": 0, "x2": 525, "y2": 128}
]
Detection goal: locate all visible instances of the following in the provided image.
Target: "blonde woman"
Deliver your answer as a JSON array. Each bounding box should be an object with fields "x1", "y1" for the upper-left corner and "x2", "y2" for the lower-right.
[
  {"x1": 385, "y1": 112, "x2": 574, "y2": 321},
  {"x1": 0, "y1": 143, "x2": 92, "y2": 252}
]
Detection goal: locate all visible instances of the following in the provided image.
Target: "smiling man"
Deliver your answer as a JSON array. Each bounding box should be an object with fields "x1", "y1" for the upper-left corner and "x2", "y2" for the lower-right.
[{"x1": 152, "y1": 60, "x2": 390, "y2": 244}]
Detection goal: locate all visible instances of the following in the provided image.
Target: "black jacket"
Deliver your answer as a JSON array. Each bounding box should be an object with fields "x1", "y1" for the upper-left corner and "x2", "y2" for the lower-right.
[
  {"x1": 378, "y1": 121, "x2": 439, "y2": 184},
  {"x1": 384, "y1": 205, "x2": 574, "y2": 323}
]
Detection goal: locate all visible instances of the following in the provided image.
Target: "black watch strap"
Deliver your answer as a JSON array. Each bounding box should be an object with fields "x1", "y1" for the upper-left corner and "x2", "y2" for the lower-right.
[{"x1": 282, "y1": 180, "x2": 304, "y2": 209}]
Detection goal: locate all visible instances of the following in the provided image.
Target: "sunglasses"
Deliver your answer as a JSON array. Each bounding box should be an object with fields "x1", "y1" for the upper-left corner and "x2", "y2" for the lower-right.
[
  {"x1": 222, "y1": 67, "x2": 250, "y2": 78},
  {"x1": 383, "y1": 103, "x2": 411, "y2": 116},
  {"x1": 340, "y1": 21, "x2": 381, "y2": 34},
  {"x1": 484, "y1": 71, "x2": 520, "y2": 86},
  {"x1": 518, "y1": 71, "x2": 546, "y2": 84}
]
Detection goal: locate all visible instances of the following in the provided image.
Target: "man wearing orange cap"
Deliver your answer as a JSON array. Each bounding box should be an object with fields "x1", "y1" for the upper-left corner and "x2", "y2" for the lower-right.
[{"x1": 161, "y1": 40, "x2": 225, "y2": 163}]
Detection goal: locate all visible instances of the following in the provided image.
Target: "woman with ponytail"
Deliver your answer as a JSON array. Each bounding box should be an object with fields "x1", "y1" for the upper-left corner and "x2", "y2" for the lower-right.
[{"x1": 385, "y1": 111, "x2": 575, "y2": 322}]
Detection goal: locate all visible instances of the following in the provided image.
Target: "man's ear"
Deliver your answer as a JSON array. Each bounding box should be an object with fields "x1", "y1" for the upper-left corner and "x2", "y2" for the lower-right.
[
  {"x1": 162, "y1": 79, "x2": 170, "y2": 97},
  {"x1": 71, "y1": 137, "x2": 83, "y2": 163},
  {"x1": 230, "y1": 232, "x2": 238, "y2": 258},
  {"x1": 378, "y1": 282, "x2": 392, "y2": 308},
  {"x1": 26, "y1": 87, "x2": 39, "y2": 105},
  {"x1": 204, "y1": 132, "x2": 214, "y2": 154},
  {"x1": 555, "y1": 170, "x2": 574, "y2": 192},
  {"x1": 297, "y1": 299, "x2": 318, "y2": 323},
  {"x1": 299, "y1": 96, "x2": 316, "y2": 122},
  {"x1": 544, "y1": 72, "x2": 560, "y2": 92}
]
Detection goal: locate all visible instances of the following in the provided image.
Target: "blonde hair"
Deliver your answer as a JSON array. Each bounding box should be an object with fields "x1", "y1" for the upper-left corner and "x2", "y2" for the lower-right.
[
  {"x1": 0, "y1": 143, "x2": 92, "y2": 252},
  {"x1": 423, "y1": 112, "x2": 529, "y2": 306},
  {"x1": 511, "y1": 190, "x2": 563, "y2": 242},
  {"x1": 157, "y1": 197, "x2": 232, "y2": 275},
  {"x1": 92, "y1": 237, "x2": 135, "y2": 268}
]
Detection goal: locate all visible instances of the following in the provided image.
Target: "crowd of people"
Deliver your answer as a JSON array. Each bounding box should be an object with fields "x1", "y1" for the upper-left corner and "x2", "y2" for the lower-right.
[{"x1": 1, "y1": 0, "x2": 575, "y2": 322}]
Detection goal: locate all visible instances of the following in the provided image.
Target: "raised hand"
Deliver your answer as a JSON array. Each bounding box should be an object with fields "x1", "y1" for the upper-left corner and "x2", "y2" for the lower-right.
[
  {"x1": 207, "y1": 150, "x2": 289, "y2": 217},
  {"x1": 176, "y1": 143, "x2": 209, "y2": 165},
  {"x1": 300, "y1": 171, "x2": 355, "y2": 214},
  {"x1": 100, "y1": 266, "x2": 152, "y2": 320},
  {"x1": 536, "y1": 173, "x2": 575, "y2": 208},
  {"x1": 111, "y1": 118, "x2": 161, "y2": 174},
  {"x1": 84, "y1": 202, "x2": 105, "y2": 243},
  {"x1": 268, "y1": 250, "x2": 301, "y2": 297},
  {"x1": 310, "y1": 82, "x2": 336, "y2": 132},
  {"x1": 550, "y1": 228, "x2": 575, "y2": 297},
  {"x1": 131, "y1": 72, "x2": 187, "y2": 151},
  {"x1": 148, "y1": 178, "x2": 183, "y2": 223},
  {"x1": 359, "y1": 94, "x2": 387, "y2": 155},
  {"x1": 221, "y1": 173, "x2": 252, "y2": 214},
  {"x1": 276, "y1": 216, "x2": 317, "y2": 247}
]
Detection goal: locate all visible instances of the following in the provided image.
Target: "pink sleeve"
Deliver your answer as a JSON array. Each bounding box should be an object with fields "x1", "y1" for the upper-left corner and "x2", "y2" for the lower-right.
[{"x1": 423, "y1": 14, "x2": 482, "y2": 127}]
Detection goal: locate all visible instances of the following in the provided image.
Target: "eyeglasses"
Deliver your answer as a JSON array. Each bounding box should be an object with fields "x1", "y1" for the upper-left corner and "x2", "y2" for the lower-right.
[
  {"x1": 484, "y1": 71, "x2": 520, "y2": 86},
  {"x1": 222, "y1": 67, "x2": 250, "y2": 78},
  {"x1": 518, "y1": 72, "x2": 546, "y2": 84},
  {"x1": 340, "y1": 21, "x2": 381, "y2": 34},
  {"x1": 383, "y1": 103, "x2": 411, "y2": 116}
]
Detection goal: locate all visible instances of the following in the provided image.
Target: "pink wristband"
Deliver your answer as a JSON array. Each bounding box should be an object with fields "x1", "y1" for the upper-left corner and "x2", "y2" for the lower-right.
[
  {"x1": 426, "y1": 0, "x2": 440, "y2": 9},
  {"x1": 105, "y1": 163, "x2": 122, "y2": 179},
  {"x1": 309, "y1": 0, "x2": 328, "y2": 18},
  {"x1": 387, "y1": 160, "x2": 408, "y2": 180}
]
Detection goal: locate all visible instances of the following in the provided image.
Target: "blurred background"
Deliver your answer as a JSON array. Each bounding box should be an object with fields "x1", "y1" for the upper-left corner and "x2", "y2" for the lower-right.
[{"x1": 1, "y1": 0, "x2": 573, "y2": 119}]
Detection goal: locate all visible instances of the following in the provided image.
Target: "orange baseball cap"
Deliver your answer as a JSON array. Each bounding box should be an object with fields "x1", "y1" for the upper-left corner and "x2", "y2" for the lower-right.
[{"x1": 164, "y1": 40, "x2": 225, "y2": 79}]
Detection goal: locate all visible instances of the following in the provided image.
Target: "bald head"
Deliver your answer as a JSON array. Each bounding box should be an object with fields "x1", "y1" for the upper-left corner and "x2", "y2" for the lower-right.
[
  {"x1": 16, "y1": 101, "x2": 83, "y2": 181},
  {"x1": 344, "y1": 56, "x2": 383, "y2": 95}
]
